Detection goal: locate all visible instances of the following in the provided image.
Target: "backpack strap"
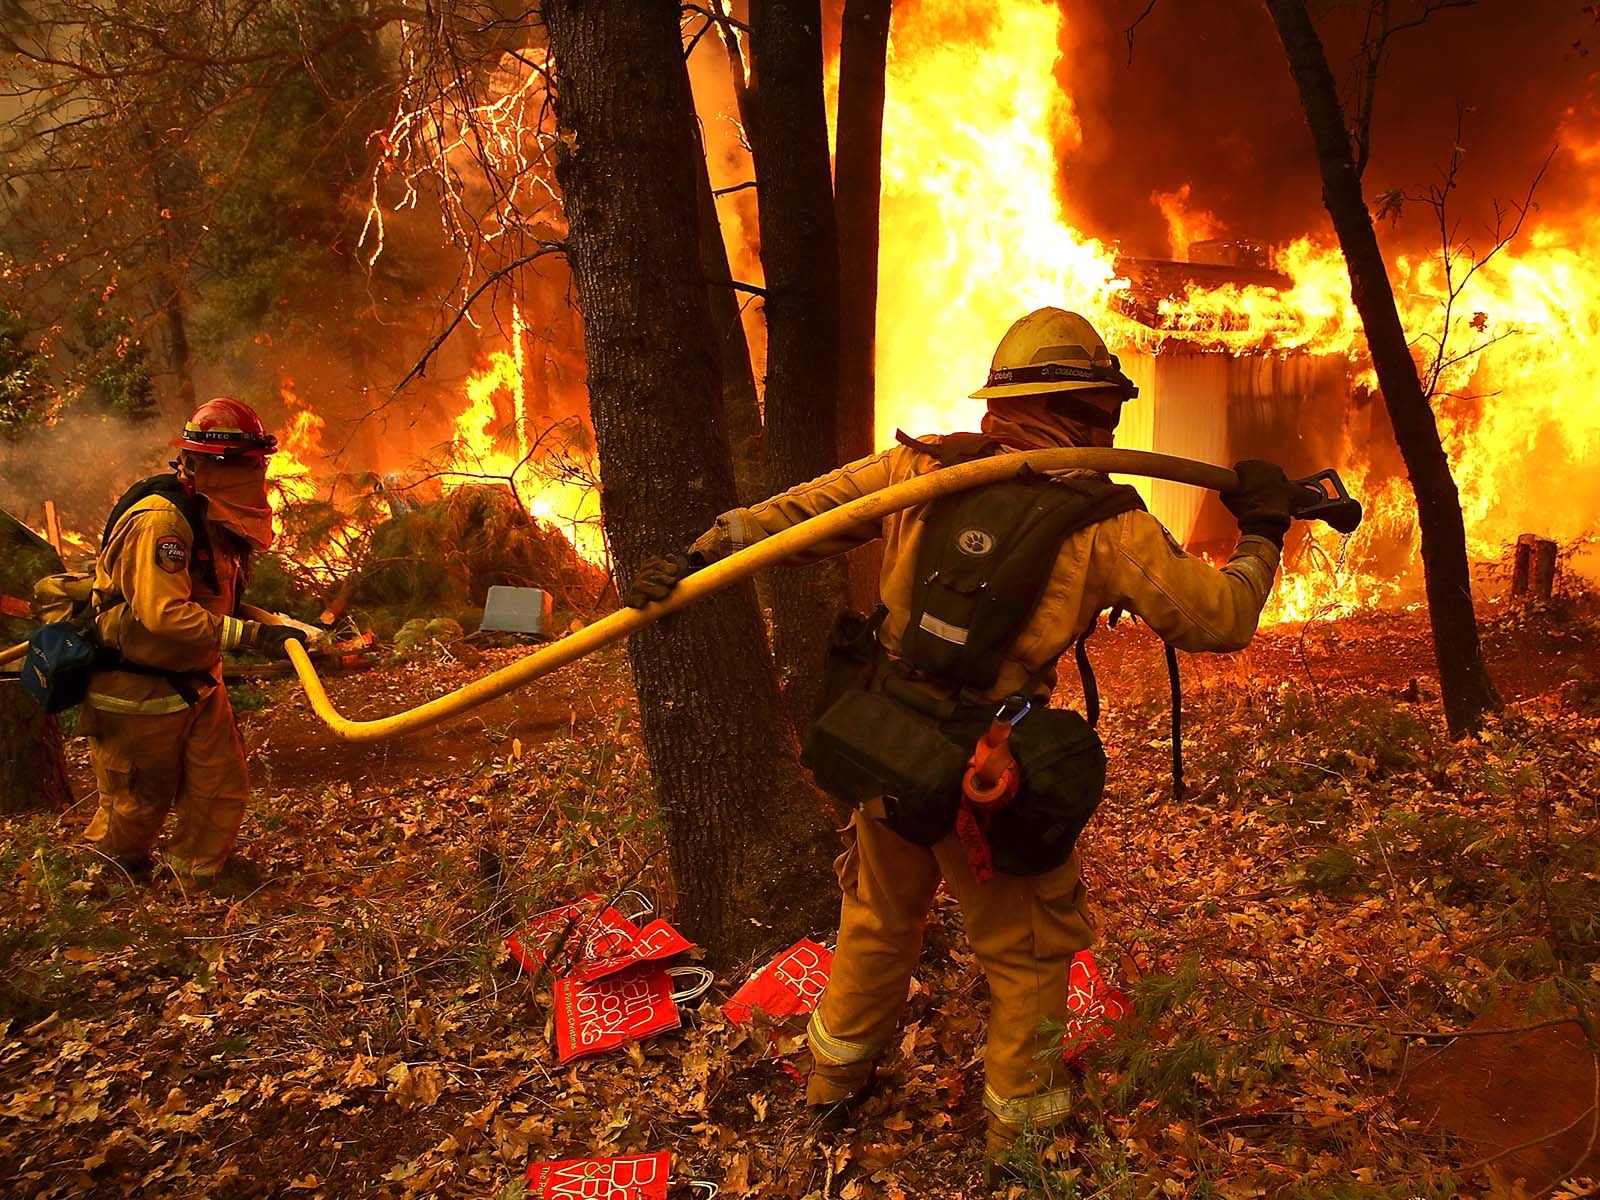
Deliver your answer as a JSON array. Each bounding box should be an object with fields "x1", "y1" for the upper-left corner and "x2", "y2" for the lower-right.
[
  {"x1": 894, "y1": 429, "x2": 1003, "y2": 467},
  {"x1": 1073, "y1": 623, "x2": 1101, "y2": 728},
  {"x1": 1165, "y1": 641, "x2": 1183, "y2": 803},
  {"x1": 102, "y1": 474, "x2": 219, "y2": 593}
]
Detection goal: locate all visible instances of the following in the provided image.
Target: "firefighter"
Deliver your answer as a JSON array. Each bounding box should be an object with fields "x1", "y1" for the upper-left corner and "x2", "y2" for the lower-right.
[
  {"x1": 82, "y1": 397, "x2": 306, "y2": 888},
  {"x1": 625, "y1": 308, "x2": 1300, "y2": 1181}
]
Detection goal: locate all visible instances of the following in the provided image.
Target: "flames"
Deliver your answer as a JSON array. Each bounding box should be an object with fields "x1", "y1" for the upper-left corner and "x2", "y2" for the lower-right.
[
  {"x1": 265, "y1": 380, "x2": 324, "y2": 539},
  {"x1": 319, "y1": 3, "x2": 1595, "y2": 632},
  {"x1": 870, "y1": 0, "x2": 1600, "y2": 625},
  {"x1": 442, "y1": 304, "x2": 607, "y2": 567}
]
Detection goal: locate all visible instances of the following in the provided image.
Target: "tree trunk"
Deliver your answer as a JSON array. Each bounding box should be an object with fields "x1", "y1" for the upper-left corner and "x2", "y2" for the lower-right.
[
  {"x1": 834, "y1": 0, "x2": 892, "y2": 610},
  {"x1": 0, "y1": 686, "x2": 72, "y2": 815},
  {"x1": 1263, "y1": 0, "x2": 1500, "y2": 736},
  {"x1": 141, "y1": 124, "x2": 196, "y2": 412},
  {"x1": 542, "y1": 0, "x2": 835, "y2": 969},
  {"x1": 748, "y1": 0, "x2": 848, "y2": 724},
  {"x1": 693, "y1": 126, "x2": 765, "y2": 507}
]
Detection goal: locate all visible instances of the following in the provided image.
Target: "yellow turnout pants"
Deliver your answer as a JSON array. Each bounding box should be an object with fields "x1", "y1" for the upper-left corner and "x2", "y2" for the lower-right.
[
  {"x1": 84, "y1": 684, "x2": 249, "y2": 877},
  {"x1": 808, "y1": 810, "x2": 1094, "y2": 1131}
]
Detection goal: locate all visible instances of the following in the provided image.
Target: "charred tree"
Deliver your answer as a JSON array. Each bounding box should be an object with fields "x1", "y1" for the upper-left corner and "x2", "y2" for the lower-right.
[
  {"x1": 747, "y1": 0, "x2": 848, "y2": 724},
  {"x1": 693, "y1": 127, "x2": 765, "y2": 507},
  {"x1": 1264, "y1": 0, "x2": 1500, "y2": 736},
  {"x1": 833, "y1": 0, "x2": 892, "y2": 609},
  {"x1": 541, "y1": 0, "x2": 835, "y2": 968},
  {"x1": 0, "y1": 689, "x2": 71, "y2": 815},
  {"x1": 0, "y1": 517, "x2": 69, "y2": 814},
  {"x1": 135, "y1": 121, "x2": 198, "y2": 413}
]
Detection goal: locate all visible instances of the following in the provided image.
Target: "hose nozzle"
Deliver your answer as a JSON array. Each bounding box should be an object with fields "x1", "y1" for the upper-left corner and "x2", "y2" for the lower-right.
[{"x1": 1290, "y1": 468, "x2": 1363, "y2": 534}]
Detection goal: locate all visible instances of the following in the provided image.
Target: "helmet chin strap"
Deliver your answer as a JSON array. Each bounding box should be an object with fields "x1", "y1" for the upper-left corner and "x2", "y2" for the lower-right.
[{"x1": 170, "y1": 457, "x2": 200, "y2": 495}]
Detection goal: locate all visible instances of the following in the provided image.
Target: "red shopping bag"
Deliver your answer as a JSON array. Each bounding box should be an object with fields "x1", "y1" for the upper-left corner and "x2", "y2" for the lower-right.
[
  {"x1": 553, "y1": 967, "x2": 682, "y2": 1063},
  {"x1": 723, "y1": 938, "x2": 833, "y2": 1025},
  {"x1": 579, "y1": 906, "x2": 644, "y2": 963},
  {"x1": 507, "y1": 895, "x2": 654, "y2": 976},
  {"x1": 507, "y1": 896, "x2": 605, "y2": 973},
  {"x1": 1061, "y1": 949, "x2": 1130, "y2": 1062},
  {"x1": 575, "y1": 919, "x2": 695, "y2": 982},
  {"x1": 528, "y1": 1151, "x2": 671, "y2": 1199}
]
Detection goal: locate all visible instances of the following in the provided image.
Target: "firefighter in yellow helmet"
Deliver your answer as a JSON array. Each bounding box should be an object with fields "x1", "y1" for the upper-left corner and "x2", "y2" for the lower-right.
[
  {"x1": 81, "y1": 397, "x2": 306, "y2": 888},
  {"x1": 626, "y1": 308, "x2": 1300, "y2": 1182}
]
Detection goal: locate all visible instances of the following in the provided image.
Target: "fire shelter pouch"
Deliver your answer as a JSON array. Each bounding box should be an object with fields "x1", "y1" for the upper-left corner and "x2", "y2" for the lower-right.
[
  {"x1": 985, "y1": 707, "x2": 1107, "y2": 876},
  {"x1": 21, "y1": 622, "x2": 100, "y2": 714},
  {"x1": 801, "y1": 687, "x2": 968, "y2": 845}
]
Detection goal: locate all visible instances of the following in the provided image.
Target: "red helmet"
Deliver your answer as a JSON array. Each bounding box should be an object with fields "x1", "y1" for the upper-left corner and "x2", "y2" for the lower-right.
[{"x1": 173, "y1": 396, "x2": 278, "y2": 459}]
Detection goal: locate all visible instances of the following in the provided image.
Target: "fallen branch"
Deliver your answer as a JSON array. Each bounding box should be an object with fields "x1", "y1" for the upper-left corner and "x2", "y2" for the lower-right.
[{"x1": 1217, "y1": 973, "x2": 1584, "y2": 1043}]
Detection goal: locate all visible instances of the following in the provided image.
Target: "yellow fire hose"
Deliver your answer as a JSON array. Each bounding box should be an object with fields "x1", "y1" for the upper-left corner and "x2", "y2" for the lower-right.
[
  {"x1": 4, "y1": 448, "x2": 1359, "y2": 739},
  {"x1": 286, "y1": 448, "x2": 1317, "y2": 743}
]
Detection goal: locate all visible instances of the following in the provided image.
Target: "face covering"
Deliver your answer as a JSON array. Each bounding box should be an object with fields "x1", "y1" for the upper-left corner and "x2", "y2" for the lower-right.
[
  {"x1": 189, "y1": 458, "x2": 275, "y2": 552},
  {"x1": 980, "y1": 392, "x2": 1119, "y2": 451}
]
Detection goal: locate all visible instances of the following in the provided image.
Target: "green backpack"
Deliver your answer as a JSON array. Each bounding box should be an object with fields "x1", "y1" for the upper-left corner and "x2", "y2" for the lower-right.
[{"x1": 801, "y1": 433, "x2": 1147, "y2": 873}]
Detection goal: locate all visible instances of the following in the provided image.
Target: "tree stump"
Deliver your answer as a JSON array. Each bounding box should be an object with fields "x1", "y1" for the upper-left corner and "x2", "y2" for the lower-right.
[{"x1": 0, "y1": 682, "x2": 73, "y2": 814}]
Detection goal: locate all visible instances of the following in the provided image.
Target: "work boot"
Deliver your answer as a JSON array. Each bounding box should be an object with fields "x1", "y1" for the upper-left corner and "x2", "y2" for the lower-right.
[
  {"x1": 191, "y1": 856, "x2": 268, "y2": 899},
  {"x1": 78, "y1": 849, "x2": 155, "y2": 891},
  {"x1": 807, "y1": 1061, "x2": 877, "y2": 1132},
  {"x1": 983, "y1": 1117, "x2": 1025, "y2": 1190}
]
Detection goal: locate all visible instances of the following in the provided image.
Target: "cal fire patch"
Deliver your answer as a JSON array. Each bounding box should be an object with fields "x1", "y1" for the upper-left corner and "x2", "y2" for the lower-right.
[{"x1": 155, "y1": 535, "x2": 189, "y2": 574}]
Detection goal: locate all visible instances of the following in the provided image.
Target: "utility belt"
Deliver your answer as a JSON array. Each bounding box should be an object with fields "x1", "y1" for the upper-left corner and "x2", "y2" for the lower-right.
[
  {"x1": 21, "y1": 619, "x2": 205, "y2": 715},
  {"x1": 800, "y1": 609, "x2": 1107, "y2": 877}
]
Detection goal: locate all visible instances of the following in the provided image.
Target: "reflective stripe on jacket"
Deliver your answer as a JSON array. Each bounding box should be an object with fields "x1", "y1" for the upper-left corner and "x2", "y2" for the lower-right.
[
  {"x1": 690, "y1": 434, "x2": 1280, "y2": 699},
  {"x1": 88, "y1": 495, "x2": 248, "y2": 714}
]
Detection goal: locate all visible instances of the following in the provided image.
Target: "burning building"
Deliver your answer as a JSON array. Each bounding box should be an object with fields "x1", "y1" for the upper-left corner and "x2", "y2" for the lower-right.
[
  {"x1": 1110, "y1": 241, "x2": 1358, "y2": 556},
  {"x1": 858, "y1": 0, "x2": 1600, "y2": 622}
]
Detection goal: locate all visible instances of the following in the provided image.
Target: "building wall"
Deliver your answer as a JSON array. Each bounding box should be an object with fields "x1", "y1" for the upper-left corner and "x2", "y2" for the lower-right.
[{"x1": 1116, "y1": 348, "x2": 1353, "y2": 549}]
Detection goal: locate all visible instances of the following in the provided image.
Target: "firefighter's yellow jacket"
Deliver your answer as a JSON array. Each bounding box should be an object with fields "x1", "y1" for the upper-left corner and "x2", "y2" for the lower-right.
[
  {"x1": 86, "y1": 495, "x2": 252, "y2": 716},
  {"x1": 691, "y1": 428, "x2": 1279, "y2": 697}
]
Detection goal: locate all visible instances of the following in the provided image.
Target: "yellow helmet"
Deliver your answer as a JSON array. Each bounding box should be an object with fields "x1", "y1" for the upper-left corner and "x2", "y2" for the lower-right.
[{"x1": 970, "y1": 307, "x2": 1138, "y2": 403}]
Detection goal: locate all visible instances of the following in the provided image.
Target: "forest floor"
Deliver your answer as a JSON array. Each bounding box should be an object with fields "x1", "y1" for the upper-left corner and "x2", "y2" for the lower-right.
[{"x1": 3, "y1": 595, "x2": 1599, "y2": 1200}]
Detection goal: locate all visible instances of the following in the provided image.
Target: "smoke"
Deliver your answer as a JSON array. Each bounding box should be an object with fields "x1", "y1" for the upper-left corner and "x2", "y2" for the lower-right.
[
  {"x1": 1052, "y1": 0, "x2": 1599, "y2": 259},
  {"x1": 0, "y1": 409, "x2": 173, "y2": 548}
]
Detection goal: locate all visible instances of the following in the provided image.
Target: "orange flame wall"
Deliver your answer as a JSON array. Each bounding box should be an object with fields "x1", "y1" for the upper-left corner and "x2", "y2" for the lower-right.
[{"x1": 869, "y1": 0, "x2": 1600, "y2": 613}]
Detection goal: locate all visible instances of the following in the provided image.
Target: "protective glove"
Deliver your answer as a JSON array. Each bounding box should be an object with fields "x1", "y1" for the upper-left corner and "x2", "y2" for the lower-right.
[
  {"x1": 247, "y1": 623, "x2": 307, "y2": 659},
  {"x1": 1221, "y1": 460, "x2": 1298, "y2": 546},
  {"x1": 623, "y1": 550, "x2": 706, "y2": 609}
]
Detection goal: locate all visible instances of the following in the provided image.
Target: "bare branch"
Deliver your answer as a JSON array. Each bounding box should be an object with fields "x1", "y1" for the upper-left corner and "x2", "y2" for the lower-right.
[
  {"x1": 1123, "y1": 0, "x2": 1160, "y2": 65},
  {"x1": 391, "y1": 244, "x2": 567, "y2": 396},
  {"x1": 710, "y1": 278, "x2": 767, "y2": 297}
]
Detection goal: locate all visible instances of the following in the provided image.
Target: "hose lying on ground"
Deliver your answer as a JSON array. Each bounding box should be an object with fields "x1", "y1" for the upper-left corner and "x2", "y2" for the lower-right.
[{"x1": 286, "y1": 448, "x2": 1254, "y2": 743}]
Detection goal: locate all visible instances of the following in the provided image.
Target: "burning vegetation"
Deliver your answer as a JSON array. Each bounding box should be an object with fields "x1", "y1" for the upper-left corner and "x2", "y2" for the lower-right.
[
  {"x1": 2, "y1": 2, "x2": 1600, "y2": 1198},
  {"x1": 178, "y1": 0, "x2": 1594, "y2": 641}
]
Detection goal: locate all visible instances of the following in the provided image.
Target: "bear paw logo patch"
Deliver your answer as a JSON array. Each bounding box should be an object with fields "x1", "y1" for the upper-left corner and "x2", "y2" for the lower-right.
[
  {"x1": 155, "y1": 536, "x2": 189, "y2": 574},
  {"x1": 956, "y1": 528, "x2": 995, "y2": 557}
]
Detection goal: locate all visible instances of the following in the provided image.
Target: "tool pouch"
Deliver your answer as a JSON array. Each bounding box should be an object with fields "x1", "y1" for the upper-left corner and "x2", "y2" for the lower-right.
[
  {"x1": 803, "y1": 610, "x2": 987, "y2": 845},
  {"x1": 21, "y1": 621, "x2": 101, "y2": 714},
  {"x1": 802, "y1": 687, "x2": 971, "y2": 844},
  {"x1": 985, "y1": 708, "x2": 1107, "y2": 875}
]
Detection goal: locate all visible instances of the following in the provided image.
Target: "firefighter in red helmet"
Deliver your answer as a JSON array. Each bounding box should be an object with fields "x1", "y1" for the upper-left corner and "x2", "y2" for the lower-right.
[{"x1": 81, "y1": 397, "x2": 306, "y2": 887}]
